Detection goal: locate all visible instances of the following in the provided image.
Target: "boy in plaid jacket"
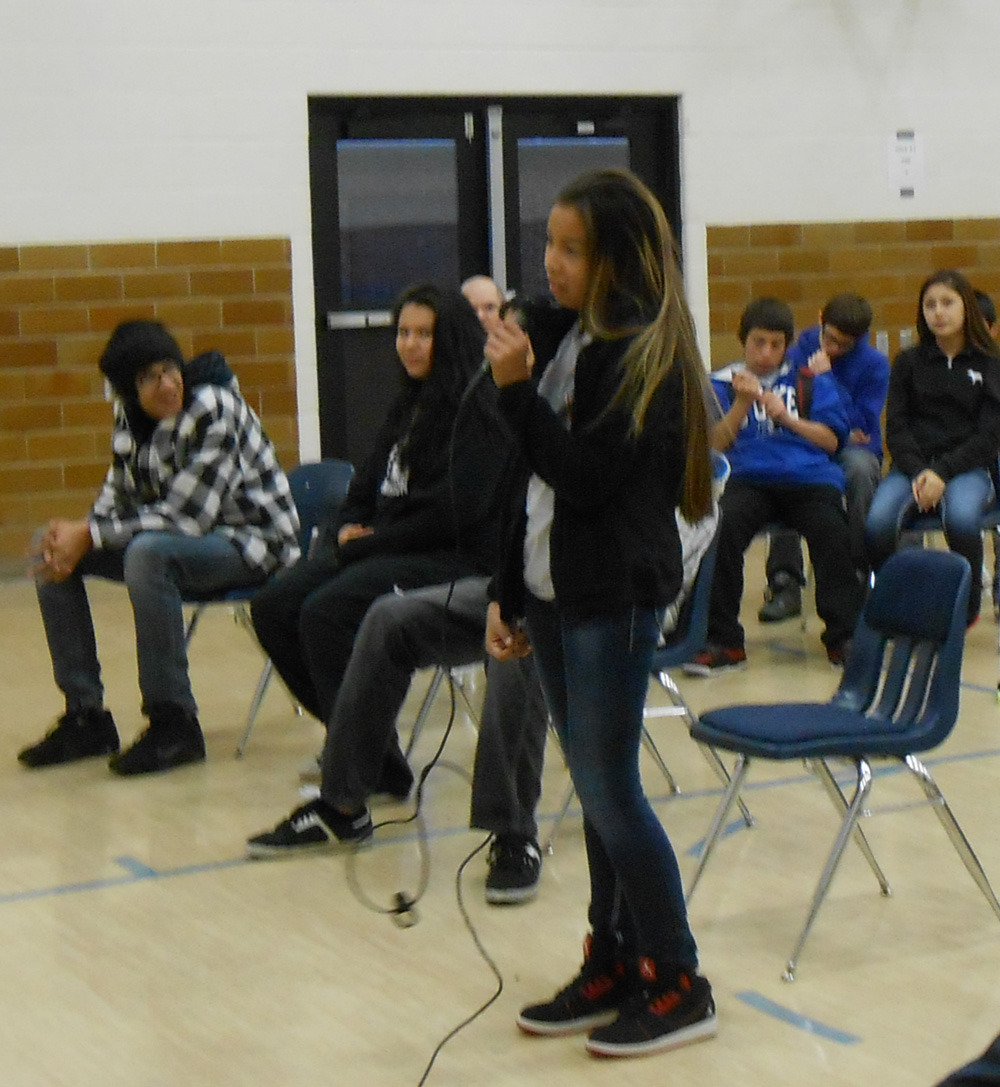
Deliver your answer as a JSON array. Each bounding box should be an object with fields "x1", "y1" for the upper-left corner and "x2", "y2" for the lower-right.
[{"x1": 20, "y1": 320, "x2": 299, "y2": 776}]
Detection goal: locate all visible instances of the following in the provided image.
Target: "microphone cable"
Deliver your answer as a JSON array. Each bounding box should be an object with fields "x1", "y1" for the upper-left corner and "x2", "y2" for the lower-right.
[
  {"x1": 414, "y1": 833, "x2": 503, "y2": 1087},
  {"x1": 340, "y1": 320, "x2": 515, "y2": 1085}
]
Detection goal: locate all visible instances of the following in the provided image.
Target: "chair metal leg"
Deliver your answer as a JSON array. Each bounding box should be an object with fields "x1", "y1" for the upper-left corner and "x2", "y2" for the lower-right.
[
  {"x1": 687, "y1": 753, "x2": 751, "y2": 901},
  {"x1": 640, "y1": 726, "x2": 680, "y2": 795},
  {"x1": 697, "y1": 742, "x2": 755, "y2": 829},
  {"x1": 404, "y1": 667, "x2": 446, "y2": 758},
  {"x1": 184, "y1": 604, "x2": 205, "y2": 648},
  {"x1": 904, "y1": 754, "x2": 1000, "y2": 922},
  {"x1": 652, "y1": 669, "x2": 694, "y2": 721},
  {"x1": 235, "y1": 659, "x2": 273, "y2": 758},
  {"x1": 811, "y1": 758, "x2": 891, "y2": 896},
  {"x1": 451, "y1": 670, "x2": 482, "y2": 727},
  {"x1": 544, "y1": 779, "x2": 577, "y2": 855},
  {"x1": 652, "y1": 670, "x2": 753, "y2": 826},
  {"x1": 783, "y1": 757, "x2": 875, "y2": 982}
]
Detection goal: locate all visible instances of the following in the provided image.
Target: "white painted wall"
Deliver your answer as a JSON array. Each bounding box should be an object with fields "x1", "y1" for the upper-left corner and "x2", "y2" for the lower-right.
[{"x1": 2, "y1": 0, "x2": 998, "y2": 457}]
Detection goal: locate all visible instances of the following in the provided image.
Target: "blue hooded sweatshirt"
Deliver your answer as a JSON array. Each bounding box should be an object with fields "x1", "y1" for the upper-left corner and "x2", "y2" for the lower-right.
[
  {"x1": 786, "y1": 325, "x2": 890, "y2": 460},
  {"x1": 711, "y1": 358, "x2": 850, "y2": 491}
]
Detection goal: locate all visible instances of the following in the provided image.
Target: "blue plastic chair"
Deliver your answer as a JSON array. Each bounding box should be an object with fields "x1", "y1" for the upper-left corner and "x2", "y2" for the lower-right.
[
  {"x1": 183, "y1": 458, "x2": 354, "y2": 756},
  {"x1": 688, "y1": 548, "x2": 1000, "y2": 980}
]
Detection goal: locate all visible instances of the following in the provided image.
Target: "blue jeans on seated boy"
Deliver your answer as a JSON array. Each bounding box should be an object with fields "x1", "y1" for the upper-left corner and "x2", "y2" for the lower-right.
[
  {"x1": 26, "y1": 530, "x2": 263, "y2": 772},
  {"x1": 865, "y1": 466, "x2": 993, "y2": 623}
]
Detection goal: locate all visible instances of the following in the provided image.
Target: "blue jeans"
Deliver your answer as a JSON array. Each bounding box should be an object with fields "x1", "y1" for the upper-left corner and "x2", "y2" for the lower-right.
[
  {"x1": 865, "y1": 467, "x2": 993, "y2": 619},
  {"x1": 524, "y1": 594, "x2": 698, "y2": 968},
  {"x1": 37, "y1": 531, "x2": 264, "y2": 714}
]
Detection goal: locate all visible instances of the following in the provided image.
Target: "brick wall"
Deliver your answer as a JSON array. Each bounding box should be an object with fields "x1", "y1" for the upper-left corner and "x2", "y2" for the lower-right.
[
  {"x1": 0, "y1": 237, "x2": 298, "y2": 570},
  {"x1": 706, "y1": 217, "x2": 1000, "y2": 366}
]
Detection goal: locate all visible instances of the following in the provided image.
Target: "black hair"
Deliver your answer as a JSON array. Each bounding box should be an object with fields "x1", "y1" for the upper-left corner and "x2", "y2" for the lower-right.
[
  {"x1": 821, "y1": 293, "x2": 873, "y2": 340},
  {"x1": 98, "y1": 319, "x2": 186, "y2": 442},
  {"x1": 386, "y1": 283, "x2": 488, "y2": 479},
  {"x1": 738, "y1": 298, "x2": 794, "y2": 347}
]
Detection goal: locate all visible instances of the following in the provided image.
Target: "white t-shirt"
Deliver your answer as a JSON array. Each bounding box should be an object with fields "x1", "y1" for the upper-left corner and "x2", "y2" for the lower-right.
[{"x1": 523, "y1": 322, "x2": 591, "y2": 601}]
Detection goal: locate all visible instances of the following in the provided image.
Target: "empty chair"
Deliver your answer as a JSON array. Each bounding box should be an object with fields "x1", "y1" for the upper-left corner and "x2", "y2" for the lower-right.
[{"x1": 688, "y1": 548, "x2": 1000, "y2": 980}]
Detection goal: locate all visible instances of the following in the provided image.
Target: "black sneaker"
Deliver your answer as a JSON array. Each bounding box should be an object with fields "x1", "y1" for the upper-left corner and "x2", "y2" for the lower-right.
[
  {"x1": 682, "y1": 646, "x2": 747, "y2": 677},
  {"x1": 585, "y1": 959, "x2": 717, "y2": 1058},
  {"x1": 110, "y1": 705, "x2": 205, "y2": 776},
  {"x1": 758, "y1": 572, "x2": 802, "y2": 623},
  {"x1": 517, "y1": 934, "x2": 630, "y2": 1036},
  {"x1": 485, "y1": 835, "x2": 542, "y2": 905},
  {"x1": 246, "y1": 799, "x2": 373, "y2": 858},
  {"x1": 18, "y1": 707, "x2": 119, "y2": 768}
]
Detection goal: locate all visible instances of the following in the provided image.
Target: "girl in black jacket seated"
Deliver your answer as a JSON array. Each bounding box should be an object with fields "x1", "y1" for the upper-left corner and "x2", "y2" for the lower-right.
[
  {"x1": 484, "y1": 169, "x2": 718, "y2": 1059},
  {"x1": 865, "y1": 269, "x2": 1000, "y2": 625},
  {"x1": 251, "y1": 284, "x2": 505, "y2": 784}
]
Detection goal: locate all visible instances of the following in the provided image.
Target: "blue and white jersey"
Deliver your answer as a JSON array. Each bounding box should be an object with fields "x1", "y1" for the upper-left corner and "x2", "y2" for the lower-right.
[{"x1": 711, "y1": 359, "x2": 850, "y2": 491}]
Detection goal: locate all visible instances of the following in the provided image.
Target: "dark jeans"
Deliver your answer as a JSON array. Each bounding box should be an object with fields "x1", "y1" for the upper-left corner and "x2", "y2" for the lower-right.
[
  {"x1": 37, "y1": 530, "x2": 263, "y2": 715},
  {"x1": 524, "y1": 593, "x2": 698, "y2": 967},
  {"x1": 711, "y1": 479, "x2": 864, "y2": 652},
  {"x1": 765, "y1": 446, "x2": 882, "y2": 583},
  {"x1": 250, "y1": 548, "x2": 474, "y2": 724}
]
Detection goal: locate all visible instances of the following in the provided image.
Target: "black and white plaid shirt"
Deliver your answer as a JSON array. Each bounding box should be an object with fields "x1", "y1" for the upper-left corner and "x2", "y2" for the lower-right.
[{"x1": 89, "y1": 380, "x2": 300, "y2": 574}]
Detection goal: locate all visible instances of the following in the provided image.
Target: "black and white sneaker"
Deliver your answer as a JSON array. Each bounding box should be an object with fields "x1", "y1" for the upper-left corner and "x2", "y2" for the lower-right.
[
  {"x1": 246, "y1": 799, "x2": 373, "y2": 859},
  {"x1": 486, "y1": 835, "x2": 542, "y2": 904}
]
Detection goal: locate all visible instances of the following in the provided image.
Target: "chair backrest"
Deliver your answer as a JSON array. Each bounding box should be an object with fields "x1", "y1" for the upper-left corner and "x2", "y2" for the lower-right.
[
  {"x1": 833, "y1": 548, "x2": 970, "y2": 752},
  {"x1": 652, "y1": 526, "x2": 720, "y2": 670},
  {"x1": 287, "y1": 459, "x2": 354, "y2": 555},
  {"x1": 650, "y1": 452, "x2": 727, "y2": 669}
]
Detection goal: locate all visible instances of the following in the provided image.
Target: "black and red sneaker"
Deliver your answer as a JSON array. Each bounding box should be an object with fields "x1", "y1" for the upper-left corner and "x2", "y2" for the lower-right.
[
  {"x1": 585, "y1": 958, "x2": 717, "y2": 1058},
  {"x1": 517, "y1": 934, "x2": 630, "y2": 1036},
  {"x1": 682, "y1": 645, "x2": 747, "y2": 677}
]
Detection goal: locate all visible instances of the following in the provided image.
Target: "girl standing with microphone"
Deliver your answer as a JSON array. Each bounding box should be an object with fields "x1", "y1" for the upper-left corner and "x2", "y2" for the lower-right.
[{"x1": 485, "y1": 169, "x2": 718, "y2": 1059}]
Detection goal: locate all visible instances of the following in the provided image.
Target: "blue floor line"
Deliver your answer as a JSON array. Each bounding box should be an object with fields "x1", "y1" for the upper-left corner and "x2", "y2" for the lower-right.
[
  {"x1": 114, "y1": 856, "x2": 158, "y2": 879},
  {"x1": 686, "y1": 819, "x2": 747, "y2": 857},
  {"x1": 735, "y1": 990, "x2": 862, "y2": 1044},
  {"x1": 961, "y1": 680, "x2": 997, "y2": 695},
  {"x1": 2, "y1": 746, "x2": 998, "y2": 909}
]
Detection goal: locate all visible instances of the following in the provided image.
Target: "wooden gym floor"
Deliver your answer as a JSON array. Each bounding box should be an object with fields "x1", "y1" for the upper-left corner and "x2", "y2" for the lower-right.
[{"x1": 0, "y1": 540, "x2": 998, "y2": 1087}]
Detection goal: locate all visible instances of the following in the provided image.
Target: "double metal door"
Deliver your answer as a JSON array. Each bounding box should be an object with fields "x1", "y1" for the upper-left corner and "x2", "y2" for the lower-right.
[{"x1": 308, "y1": 95, "x2": 680, "y2": 463}]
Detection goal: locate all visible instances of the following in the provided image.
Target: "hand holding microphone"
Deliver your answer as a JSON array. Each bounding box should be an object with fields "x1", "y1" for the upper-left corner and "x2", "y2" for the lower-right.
[{"x1": 484, "y1": 304, "x2": 533, "y2": 388}]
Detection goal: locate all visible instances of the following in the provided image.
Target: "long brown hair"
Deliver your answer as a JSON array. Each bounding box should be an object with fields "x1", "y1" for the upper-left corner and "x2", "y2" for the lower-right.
[
  {"x1": 915, "y1": 269, "x2": 1000, "y2": 357},
  {"x1": 554, "y1": 168, "x2": 714, "y2": 521}
]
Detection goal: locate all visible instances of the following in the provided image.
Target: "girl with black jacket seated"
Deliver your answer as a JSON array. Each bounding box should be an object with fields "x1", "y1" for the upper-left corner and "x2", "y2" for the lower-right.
[
  {"x1": 250, "y1": 284, "x2": 506, "y2": 792},
  {"x1": 865, "y1": 269, "x2": 1000, "y2": 626}
]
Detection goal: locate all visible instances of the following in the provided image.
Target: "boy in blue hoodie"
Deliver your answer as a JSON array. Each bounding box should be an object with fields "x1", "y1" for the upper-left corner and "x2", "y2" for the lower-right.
[
  {"x1": 758, "y1": 293, "x2": 889, "y2": 622},
  {"x1": 685, "y1": 298, "x2": 864, "y2": 675}
]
